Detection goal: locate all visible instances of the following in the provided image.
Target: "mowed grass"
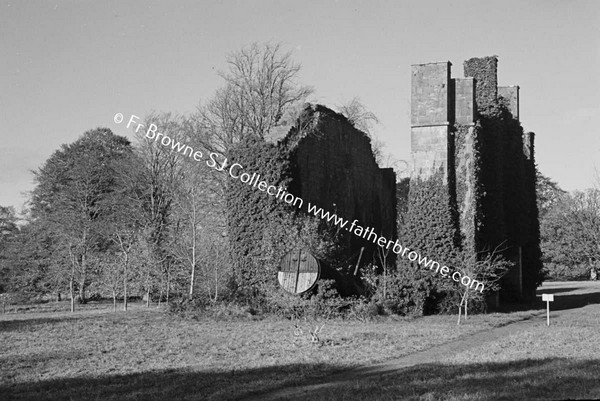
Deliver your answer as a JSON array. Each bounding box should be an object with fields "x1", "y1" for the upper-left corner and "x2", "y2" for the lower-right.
[
  {"x1": 306, "y1": 304, "x2": 600, "y2": 401},
  {"x1": 1, "y1": 302, "x2": 539, "y2": 400},
  {"x1": 293, "y1": 286, "x2": 600, "y2": 401}
]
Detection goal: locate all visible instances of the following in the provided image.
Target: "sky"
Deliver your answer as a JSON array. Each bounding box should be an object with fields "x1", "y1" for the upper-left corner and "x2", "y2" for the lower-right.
[{"x1": 1, "y1": 0, "x2": 599, "y2": 213}]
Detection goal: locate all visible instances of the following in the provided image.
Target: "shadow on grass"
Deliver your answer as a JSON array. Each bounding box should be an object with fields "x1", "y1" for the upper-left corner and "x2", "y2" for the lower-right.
[
  {"x1": 0, "y1": 313, "x2": 119, "y2": 333},
  {"x1": 1, "y1": 363, "x2": 342, "y2": 401},
  {"x1": 270, "y1": 357, "x2": 600, "y2": 401},
  {"x1": 2, "y1": 358, "x2": 599, "y2": 401},
  {"x1": 538, "y1": 290, "x2": 600, "y2": 312},
  {"x1": 0, "y1": 316, "x2": 78, "y2": 333},
  {"x1": 535, "y1": 286, "x2": 582, "y2": 295},
  {"x1": 497, "y1": 282, "x2": 600, "y2": 313}
]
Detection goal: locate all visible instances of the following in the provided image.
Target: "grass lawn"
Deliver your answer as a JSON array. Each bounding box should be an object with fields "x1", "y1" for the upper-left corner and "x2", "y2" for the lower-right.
[
  {"x1": 1, "y1": 281, "x2": 598, "y2": 400},
  {"x1": 302, "y1": 303, "x2": 600, "y2": 401}
]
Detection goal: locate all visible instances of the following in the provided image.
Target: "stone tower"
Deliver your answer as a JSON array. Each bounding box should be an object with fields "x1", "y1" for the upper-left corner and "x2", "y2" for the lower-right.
[{"x1": 409, "y1": 56, "x2": 541, "y2": 303}]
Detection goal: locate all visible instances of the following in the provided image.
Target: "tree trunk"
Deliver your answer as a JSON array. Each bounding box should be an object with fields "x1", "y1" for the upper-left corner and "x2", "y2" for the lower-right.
[
  {"x1": 79, "y1": 231, "x2": 88, "y2": 304},
  {"x1": 166, "y1": 267, "x2": 170, "y2": 305},
  {"x1": 78, "y1": 280, "x2": 86, "y2": 304},
  {"x1": 189, "y1": 206, "x2": 196, "y2": 300},
  {"x1": 113, "y1": 289, "x2": 117, "y2": 312},
  {"x1": 214, "y1": 264, "x2": 218, "y2": 302},
  {"x1": 383, "y1": 265, "x2": 387, "y2": 299},
  {"x1": 70, "y1": 277, "x2": 75, "y2": 313},
  {"x1": 158, "y1": 283, "x2": 163, "y2": 307},
  {"x1": 123, "y1": 252, "x2": 128, "y2": 312},
  {"x1": 212, "y1": 246, "x2": 219, "y2": 302},
  {"x1": 78, "y1": 251, "x2": 87, "y2": 304},
  {"x1": 457, "y1": 292, "x2": 468, "y2": 325},
  {"x1": 145, "y1": 262, "x2": 151, "y2": 307},
  {"x1": 68, "y1": 246, "x2": 76, "y2": 313}
]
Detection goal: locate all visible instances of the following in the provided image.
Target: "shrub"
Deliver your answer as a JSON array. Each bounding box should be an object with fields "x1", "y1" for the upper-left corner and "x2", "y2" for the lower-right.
[{"x1": 544, "y1": 263, "x2": 591, "y2": 281}]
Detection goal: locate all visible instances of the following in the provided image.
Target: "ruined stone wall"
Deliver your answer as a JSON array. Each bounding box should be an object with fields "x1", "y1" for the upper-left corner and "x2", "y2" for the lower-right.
[
  {"x1": 410, "y1": 62, "x2": 452, "y2": 181},
  {"x1": 464, "y1": 56, "x2": 498, "y2": 111},
  {"x1": 285, "y1": 105, "x2": 396, "y2": 241},
  {"x1": 462, "y1": 57, "x2": 541, "y2": 300},
  {"x1": 407, "y1": 56, "x2": 542, "y2": 307},
  {"x1": 498, "y1": 86, "x2": 520, "y2": 121},
  {"x1": 227, "y1": 104, "x2": 396, "y2": 298}
]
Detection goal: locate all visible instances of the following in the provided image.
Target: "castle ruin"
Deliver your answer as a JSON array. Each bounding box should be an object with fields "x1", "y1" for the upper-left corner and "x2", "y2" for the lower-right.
[
  {"x1": 228, "y1": 55, "x2": 542, "y2": 309},
  {"x1": 409, "y1": 56, "x2": 542, "y2": 303}
]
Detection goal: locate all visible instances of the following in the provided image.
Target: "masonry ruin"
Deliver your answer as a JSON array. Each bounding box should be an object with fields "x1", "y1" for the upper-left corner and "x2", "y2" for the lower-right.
[
  {"x1": 228, "y1": 56, "x2": 542, "y2": 308},
  {"x1": 227, "y1": 104, "x2": 396, "y2": 296},
  {"x1": 410, "y1": 56, "x2": 542, "y2": 303}
]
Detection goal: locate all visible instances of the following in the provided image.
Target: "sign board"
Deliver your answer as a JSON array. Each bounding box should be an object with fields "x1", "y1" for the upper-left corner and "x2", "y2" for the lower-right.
[
  {"x1": 542, "y1": 293, "x2": 554, "y2": 326},
  {"x1": 542, "y1": 294, "x2": 554, "y2": 302}
]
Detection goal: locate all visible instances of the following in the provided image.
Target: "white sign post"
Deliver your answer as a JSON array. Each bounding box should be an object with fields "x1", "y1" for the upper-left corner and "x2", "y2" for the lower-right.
[{"x1": 542, "y1": 293, "x2": 554, "y2": 326}]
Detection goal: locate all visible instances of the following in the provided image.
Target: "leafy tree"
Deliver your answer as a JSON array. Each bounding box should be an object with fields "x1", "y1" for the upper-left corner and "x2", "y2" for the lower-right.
[
  {"x1": 536, "y1": 169, "x2": 566, "y2": 218},
  {"x1": 0, "y1": 206, "x2": 19, "y2": 293},
  {"x1": 540, "y1": 189, "x2": 599, "y2": 280},
  {"x1": 567, "y1": 189, "x2": 600, "y2": 265},
  {"x1": 30, "y1": 128, "x2": 133, "y2": 309}
]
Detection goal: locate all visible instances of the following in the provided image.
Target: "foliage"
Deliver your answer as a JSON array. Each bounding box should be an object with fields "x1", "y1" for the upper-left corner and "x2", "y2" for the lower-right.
[
  {"x1": 1, "y1": 219, "x2": 64, "y2": 297},
  {"x1": 0, "y1": 206, "x2": 19, "y2": 293},
  {"x1": 540, "y1": 189, "x2": 600, "y2": 280},
  {"x1": 396, "y1": 178, "x2": 410, "y2": 230},
  {"x1": 28, "y1": 128, "x2": 133, "y2": 306},
  {"x1": 361, "y1": 263, "x2": 421, "y2": 316},
  {"x1": 536, "y1": 170, "x2": 566, "y2": 218},
  {"x1": 400, "y1": 167, "x2": 461, "y2": 315},
  {"x1": 476, "y1": 101, "x2": 544, "y2": 297},
  {"x1": 225, "y1": 136, "x2": 294, "y2": 298}
]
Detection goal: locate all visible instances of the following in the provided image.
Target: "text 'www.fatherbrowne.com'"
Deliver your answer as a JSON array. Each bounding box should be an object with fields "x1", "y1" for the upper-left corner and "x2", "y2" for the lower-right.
[{"x1": 114, "y1": 112, "x2": 485, "y2": 293}]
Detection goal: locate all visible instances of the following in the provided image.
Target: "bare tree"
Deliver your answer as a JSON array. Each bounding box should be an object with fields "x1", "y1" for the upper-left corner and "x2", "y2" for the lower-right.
[
  {"x1": 338, "y1": 97, "x2": 379, "y2": 135},
  {"x1": 454, "y1": 244, "x2": 512, "y2": 324},
  {"x1": 172, "y1": 182, "x2": 213, "y2": 300},
  {"x1": 338, "y1": 97, "x2": 405, "y2": 171},
  {"x1": 133, "y1": 113, "x2": 188, "y2": 305},
  {"x1": 197, "y1": 42, "x2": 313, "y2": 154},
  {"x1": 99, "y1": 253, "x2": 121, "y2": 312}
]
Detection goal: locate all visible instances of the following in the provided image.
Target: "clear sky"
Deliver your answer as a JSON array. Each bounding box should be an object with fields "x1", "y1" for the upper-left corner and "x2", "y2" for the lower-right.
[{"x1": 2, "y1": 0, "x2": 599, "y2": 213}]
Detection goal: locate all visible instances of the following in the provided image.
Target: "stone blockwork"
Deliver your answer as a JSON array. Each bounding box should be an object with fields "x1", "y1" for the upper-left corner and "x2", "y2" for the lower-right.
[
  {"x1": 283, "y1": 105, "x2": 396, "y2": 241},
  {"x1": 410, "y1": 62, "x2": 452, "y2": 181},
  {"x1": 410, "y1": 56, "x2": 542, "y2": 303}
]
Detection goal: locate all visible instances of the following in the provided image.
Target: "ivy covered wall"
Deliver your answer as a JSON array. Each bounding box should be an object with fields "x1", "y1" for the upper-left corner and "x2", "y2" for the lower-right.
[
  {"x1": 226, "y1": 104, "x2": 396, "y2": 300},
  {"x1": 404, "y1": 56, "x2": 543, "y2": 313}
]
